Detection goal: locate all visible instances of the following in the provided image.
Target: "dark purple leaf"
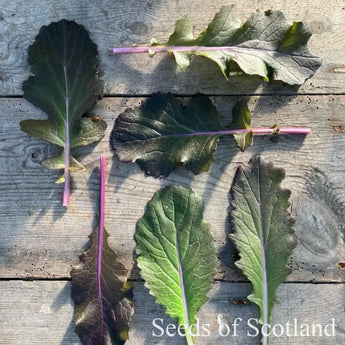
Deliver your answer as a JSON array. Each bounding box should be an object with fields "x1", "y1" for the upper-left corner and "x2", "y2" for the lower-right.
[{"x1": 71, "y1": 157, "x2": 133, "y2": 345}]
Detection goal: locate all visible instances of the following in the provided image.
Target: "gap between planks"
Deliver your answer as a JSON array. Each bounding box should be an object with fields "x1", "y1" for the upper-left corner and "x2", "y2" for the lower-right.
[
  {"x1": 2, "y1": 93, "x2": 345, "y2": 99},
  {"x1": 1, "y1": 277, "x2": 345, "y2": 285}
]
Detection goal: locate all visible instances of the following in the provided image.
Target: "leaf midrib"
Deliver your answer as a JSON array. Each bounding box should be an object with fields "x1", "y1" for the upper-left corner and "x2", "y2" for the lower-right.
[
  {"x1": 170, "y1": 190, "x2": 193, "y2": 344},
  {"x1": 257, "y1": 162, "x2": 269, "y2": 345},
  {"x1": 62, "y1": 20, "x2": 71, "y2": 204},
  {"x1": 174, "y1": 218, "x2": 190, "y2": 332},
  {"x1": 162, "y1": 44, "x2": 319, "y2": 60}
]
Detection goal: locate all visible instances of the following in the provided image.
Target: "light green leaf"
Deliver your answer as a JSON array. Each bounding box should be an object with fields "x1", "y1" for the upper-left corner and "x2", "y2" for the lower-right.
[
  {"x1": 230, "y1": 156, "x2": 297, "y2": 344},
  {"x1": 20, "y1": 119, "x2": 65, "y2": 147},
  {"x1": 155, "y1": 5, "x2": 321, "y2": 85},
  {"x1": 230, "y1": 102, "x2": 251, "y2": 129},
  {"x1": 233, "y1": 131, "x2": 253, "y2": 152},
  {"x1": 229, "y1": 102, "x2": 253, "y2": 152},
  {"x1": 135, "y1": 186, "x2": 217, "y2": 345},
  {"x1": 42, "y1": 153, "x2": 85, "y2": 173}
]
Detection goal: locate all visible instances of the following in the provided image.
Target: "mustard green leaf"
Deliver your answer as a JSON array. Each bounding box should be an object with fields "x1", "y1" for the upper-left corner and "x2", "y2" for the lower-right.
[
  {"x1": 230, "y1": 156, "x2": 297, "y2": 344},
  {"x1": 20, "y1": 20, "x2": 105, "y2": 205},
  {"x1": 111, "y1": 94, "x2": 223, "y2": 177},
  {"x1": 71, "y1": 228, "x2": 133, "y2": 345},
  {"x1": 154, "y1": 5, "x2": 321, "y2": 85},
  {"x1": 112, "y1": 94, "x2": 308, "y2": 176},
  {"x1": 135, "y1": 186, "x2": 217, "y2": 345}
]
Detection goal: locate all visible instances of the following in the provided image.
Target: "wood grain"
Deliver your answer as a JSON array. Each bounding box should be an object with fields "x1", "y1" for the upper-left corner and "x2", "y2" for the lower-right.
[
  {"x1": 1, "y1": 1, "x2": 344, "y2": 343},
  {"x1": 0, "y1": 95, "x2": 344, "y2": 282},
  {"x1": 1, "y1": 281, "x2": 344, "y2": 344},
  {"x1": 0, "y1": 0, "x2": 344, "y2": 96}
]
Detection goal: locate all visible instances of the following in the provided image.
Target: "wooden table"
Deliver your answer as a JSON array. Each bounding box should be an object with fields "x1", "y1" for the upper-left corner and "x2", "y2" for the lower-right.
[{"x1": 1, "y1": 0, "x2": 345, "y2": 344}]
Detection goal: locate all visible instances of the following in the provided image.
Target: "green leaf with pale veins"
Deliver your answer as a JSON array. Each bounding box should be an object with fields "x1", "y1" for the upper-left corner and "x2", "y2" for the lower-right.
[
  {"x1": 71, "y1": 227, "x2": 134, "y2": 345},
  {"x1": 135, "y1": 186, "x2": 217, "y2": 345},
  {"x1": 111, "y1": 94, "x2": 223, "y2": 177},
  {"x1": 230, "y1": 156, "x2": 297, "y2": 344},
  {"x1": 154, "y1": 5, "x2": 321, "y2": 85},
  {"x1": 20, "y1": 20, "x2": 106, "y2": 182}
]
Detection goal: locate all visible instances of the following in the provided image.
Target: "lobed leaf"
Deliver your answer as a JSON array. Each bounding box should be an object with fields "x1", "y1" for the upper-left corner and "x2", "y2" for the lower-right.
[
  {"x1": 154, "y1": 5, "x2": 321, "y2": 85},
  {"x1": 20, "y1": 20, "x2": 105, "y2": 205},
  {"x1": 135, "y1": 186, "x2": 217, "y2": 345}
]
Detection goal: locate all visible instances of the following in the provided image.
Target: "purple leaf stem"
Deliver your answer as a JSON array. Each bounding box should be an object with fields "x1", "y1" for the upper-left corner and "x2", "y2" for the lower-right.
[
  {"x1": 158, "y1": 127, "x2": 311, "y2": 139},
  {"x1": 98, "y1": 156, "x2": 106, "y2": 312},
  {"x1": 62, "y1": 64, "x2": 70, "y2": 207}
]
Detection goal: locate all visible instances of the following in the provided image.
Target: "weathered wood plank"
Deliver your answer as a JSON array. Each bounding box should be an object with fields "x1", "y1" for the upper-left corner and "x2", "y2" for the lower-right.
[
  {"x1": 0, "y1": 95, "x2": 344, "y2": 281},
  {"x1": 0, "y1": 0, "x2": 344, "y2": 96},
  {"x1": 0, "y1": 281, "x2": 344, "y2": 344}
]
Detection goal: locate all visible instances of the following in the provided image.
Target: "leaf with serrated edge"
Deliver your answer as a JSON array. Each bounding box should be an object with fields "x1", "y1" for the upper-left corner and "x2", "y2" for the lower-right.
[
  {"x1": 155, "y1": 5, "x2": 321, "y2": 85},
  {"x1": 230, "y1": 156, "x2": 297, "y2": 345},
  {"x1": 20, "y1": 20, "x2": 106, "y2": 205},
  {"x1": 111, "y1": 94, "x2": 223, "y2": 177},
  {"x1": 71, "y1": 228, "x2": 133, "y2": 345},
  {"x1": 135, "y1": 186, "x2": 217, "y2": 345},
  {"x1": 71, "y1": 156, "x2": 133, "y2": 345}
]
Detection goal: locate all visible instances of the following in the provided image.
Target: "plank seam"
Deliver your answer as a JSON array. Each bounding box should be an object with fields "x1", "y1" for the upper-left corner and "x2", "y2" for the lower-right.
[
  {"x1": 1, "y1": 277, "x2": 344, "y2": 284},
  {"x1": 2, "y1": 92, "x2": 345, "y2": 99}
]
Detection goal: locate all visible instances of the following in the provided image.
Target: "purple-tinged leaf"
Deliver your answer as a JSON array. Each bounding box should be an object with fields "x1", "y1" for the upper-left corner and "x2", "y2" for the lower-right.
[
  {"x1": 111, "y1": 94, "x2": 311, "y2": 177},
  {"x1": 98, "y1": 156, "x2": 106, "y2": 308},
  {"x1": 71, "y1": 156, "x2": 133, "y2": 345},
  {"x1": 20, "y1": 20, "x2": 105, "y2": 206}
]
